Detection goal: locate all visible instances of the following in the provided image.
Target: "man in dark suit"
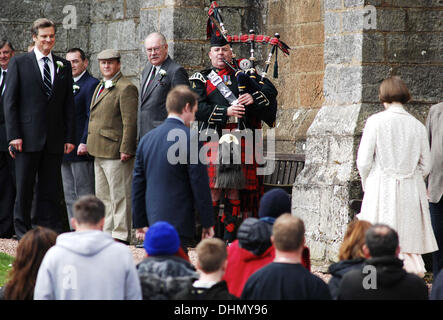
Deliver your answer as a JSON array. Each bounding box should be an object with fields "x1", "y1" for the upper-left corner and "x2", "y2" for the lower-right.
[
  {"x1": 138, "y1": 32, "x2": 189, "y2": 140},
  {"x1": 0, "y1": 39, "x2": 15, "y2": 238},
  {"x1": 3, "y1": 18, "x2": 75, "y2": 239},
  {"x1": 132, "y1": 85, "x2": 214, "y2": 252},
  {"x1": 62, "y1": 48, "x2": 99, "y2": 230}
]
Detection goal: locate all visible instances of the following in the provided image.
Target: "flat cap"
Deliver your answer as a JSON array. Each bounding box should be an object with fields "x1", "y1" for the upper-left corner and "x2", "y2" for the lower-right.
[{"x1": 97, "y1": 49, "x2": 120, "y2": 60}]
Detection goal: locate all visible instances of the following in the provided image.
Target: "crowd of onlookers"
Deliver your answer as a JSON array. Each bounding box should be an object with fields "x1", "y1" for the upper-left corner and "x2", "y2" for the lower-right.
[{"x1": 1, "y1": 187, "x2": 443, "y2": 300}]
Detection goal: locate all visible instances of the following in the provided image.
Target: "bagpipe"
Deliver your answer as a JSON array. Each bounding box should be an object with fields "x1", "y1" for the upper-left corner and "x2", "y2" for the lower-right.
[
  {"x1": 207, "y1": 0, "x2": 291, "y2": 129},
  {"x1": 206, "y1": 1, "x2": 291, "y2": 190}
]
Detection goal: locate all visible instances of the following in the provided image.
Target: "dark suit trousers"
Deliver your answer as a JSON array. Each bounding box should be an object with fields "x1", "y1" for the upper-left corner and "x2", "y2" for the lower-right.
[
  {"x1": 14, "y1": 149, "x2": 63, "y2": 239},
  {"x1": 0, "y1": 151, "x2": 15, "y2": 238},
  {"x1": 430, "y1": 197, "x2": 443, "y2": 276}
]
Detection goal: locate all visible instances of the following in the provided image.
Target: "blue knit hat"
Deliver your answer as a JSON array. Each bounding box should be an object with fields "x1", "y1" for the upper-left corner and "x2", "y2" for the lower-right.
[
  {"x1": 258, "y1": 188, "x2": 291, "y2": 219},
  {"x1": 143, "y1": 221, "x2": 180, "y2": 256}
]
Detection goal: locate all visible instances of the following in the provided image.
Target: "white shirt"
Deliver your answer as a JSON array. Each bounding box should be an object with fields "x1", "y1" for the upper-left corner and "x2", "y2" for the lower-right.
[
  {"x1": 167, "y1": 115, "x2": 184, "y2": 124},
  {"x1": 34, "y1": 47, "x2": 54, "y2": 84},
  {"x1": 73, "y1": 70, "x2": 87, "y2": 83},
  {"x1": 143, "y1": 65, "x2": 161, "y2": 95},
  {"x1": 96, "y1": 71, "x2": 121, "y2": 100}
]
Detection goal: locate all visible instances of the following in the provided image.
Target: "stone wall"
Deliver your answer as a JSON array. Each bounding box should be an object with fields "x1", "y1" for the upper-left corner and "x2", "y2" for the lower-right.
[
  {"x1": 0, "y1": 0, "x2": 91, "y2": 56},
  {"x1": 263, "y1": 0, "x2": 325, "y2": 153},
  {"x1": 293, "y1": 0, "x2": 443, "y2": 269},
  {"x1": 88, "y1": 0, "x2": 141, "y2": 85}
]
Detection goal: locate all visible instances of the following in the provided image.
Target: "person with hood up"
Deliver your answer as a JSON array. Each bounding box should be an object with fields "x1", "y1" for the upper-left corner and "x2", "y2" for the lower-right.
[
  {"x1": 328, "y1": 219, "x2": 372, "y2": 299},
  {"x1": 137, "y1": 221, "x2": 198, "y2": 300},
  {"x1": 337, "y1": 224, "x2": 428, "y2": 300},
  {"x1": 33, "y1": 195, "x2": 142, "y2": 300},
  {"x1": 223, "y1": 188, "x2": 310, "y2": 297}
]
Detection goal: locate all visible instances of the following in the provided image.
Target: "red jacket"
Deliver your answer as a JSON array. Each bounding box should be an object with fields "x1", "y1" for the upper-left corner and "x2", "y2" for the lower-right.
[
  {"x1": 223, "y1": 241, "x2": 311, "y2": 297},
  {"x1": 223, "y1": 240, "x2": 275, "y2": 297}
]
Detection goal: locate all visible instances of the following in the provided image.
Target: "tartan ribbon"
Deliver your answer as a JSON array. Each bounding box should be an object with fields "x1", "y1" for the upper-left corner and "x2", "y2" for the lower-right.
[{"x1": 207, "y1": 1, "x2": 290, "y2": 55}]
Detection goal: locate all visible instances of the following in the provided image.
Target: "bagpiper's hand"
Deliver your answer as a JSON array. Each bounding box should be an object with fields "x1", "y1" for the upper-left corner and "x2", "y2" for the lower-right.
[
  {"x1": 238, "y1": 93, "x2": 254, "y2": 106},
  {"x1": 227, "y1": 104, "x2": 245, "y2": 118}
]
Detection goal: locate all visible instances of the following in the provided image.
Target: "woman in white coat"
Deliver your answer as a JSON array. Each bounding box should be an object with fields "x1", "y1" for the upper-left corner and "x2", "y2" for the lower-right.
[{"x1": 357, "y1": 76, "x2": 438, "y2": 277}]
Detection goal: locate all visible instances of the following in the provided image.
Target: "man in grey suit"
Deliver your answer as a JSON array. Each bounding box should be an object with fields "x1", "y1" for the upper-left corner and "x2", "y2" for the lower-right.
[
  {"x1": 426, "y1": 101, "x2": 443, "y2": 276},
  {"x1": 138, "y1": 32, "x2": 189, "y2": 140}
]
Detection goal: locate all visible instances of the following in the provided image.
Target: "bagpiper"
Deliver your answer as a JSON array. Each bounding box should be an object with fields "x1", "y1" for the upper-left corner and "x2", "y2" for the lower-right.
[{"x1": 190, "y1": 27, "x2": 278, "y2": 243}]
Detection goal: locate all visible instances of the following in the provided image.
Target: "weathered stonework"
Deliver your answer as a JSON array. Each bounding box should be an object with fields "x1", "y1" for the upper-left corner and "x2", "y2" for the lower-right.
[{"x1": 293, "y1": 0, "x2": 443, "y2": 270}]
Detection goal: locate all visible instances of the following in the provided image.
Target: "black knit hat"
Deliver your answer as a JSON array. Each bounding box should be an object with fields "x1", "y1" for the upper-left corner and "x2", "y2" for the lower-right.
[{"x1": 258, "y1": 188, "x2": 291, "y2": 219}]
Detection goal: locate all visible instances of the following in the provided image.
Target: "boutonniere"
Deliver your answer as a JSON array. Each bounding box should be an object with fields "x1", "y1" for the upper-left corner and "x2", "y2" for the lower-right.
[
  {"x1": 73, "y1": 84, "x2": 80, "y2": 94},
  {"x1": 103, "y1": 80, "x2": 116, "y2": 89},
  {"x1": 159, "y1": 69, "x2": 167, "y2": 79},
  {"x1": 56, "y1": 61, "x2": 64, "y2": 73}
]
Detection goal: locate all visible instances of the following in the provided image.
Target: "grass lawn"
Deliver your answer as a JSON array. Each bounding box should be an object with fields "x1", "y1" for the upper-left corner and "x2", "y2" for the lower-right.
[{"x1": 0, "y1": 253, "x2": 14, "y2": 287}]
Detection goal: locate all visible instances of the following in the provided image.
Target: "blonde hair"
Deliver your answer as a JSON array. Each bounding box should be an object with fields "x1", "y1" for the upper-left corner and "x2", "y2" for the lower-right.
[
  {"x1": 272, "y1": 214, "x2": 305, "y2": 252},
  {"x1": 196, "y1": 238, "x2": 227, "y2": 273},
  {"x1": 338, "y1": 219, "x2": 372, "y2": 260}
]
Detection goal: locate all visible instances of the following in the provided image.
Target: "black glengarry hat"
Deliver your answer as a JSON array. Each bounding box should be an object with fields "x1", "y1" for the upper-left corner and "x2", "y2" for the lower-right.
[{"x1": 210, "y1": 31, "x2": 228, "y2": 47}]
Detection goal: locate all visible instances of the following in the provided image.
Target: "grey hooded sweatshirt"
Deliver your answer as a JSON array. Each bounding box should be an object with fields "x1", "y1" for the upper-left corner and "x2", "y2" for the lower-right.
[{"x1": 34, "y1": 230, "x2": 142, "y2": 300}]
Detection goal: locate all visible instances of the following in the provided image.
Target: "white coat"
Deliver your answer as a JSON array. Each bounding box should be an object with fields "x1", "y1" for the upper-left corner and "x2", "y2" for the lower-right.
[{"x1": 357, "y1": 103, "x2": 438, "y2": 254}]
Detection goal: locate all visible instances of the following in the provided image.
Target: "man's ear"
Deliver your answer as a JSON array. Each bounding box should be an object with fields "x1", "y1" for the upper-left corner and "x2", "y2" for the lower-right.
[
  {"x1": 222, "y1": 259, "x2": 228, "y2": 272},
  {"x1": 395, "y1": 245, "x2": 400, "y2": 257},
  {"x1": 270, "y1": 235, "x2": 274, "y2": 244},
  {"x1": 98, "y1": 217, "x2": 105, "y2": 231},
  {"x1": 196, "y1": 260, "x2": 202, "y2": 272},
  {"x1": 84, "y1": 58, "x2": 89, "y2": 68},
  {"x1": 184, "y1": 102, "x2": 191, "y2": 113},
  {"x1": 70, "y1": 218, "x2": 77, "y2": 231}
]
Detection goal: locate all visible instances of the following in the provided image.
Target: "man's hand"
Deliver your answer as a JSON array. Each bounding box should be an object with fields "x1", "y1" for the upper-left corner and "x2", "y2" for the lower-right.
[
  {"x1": 202, "y1": 227, "x2": 214, "y2": 239},
  {"x1": 136, "y1": 227, "x2": 148, "y2": 241},
  {"x1": 77, "y1": 143, "x2": 88, "y2": 156},
  {"x1": 238, "y1": 93, "x2": 254, "y2": 106},
  {"x1": 64, "y1": 143, "x2": 75, "y2": 154},
  {"x1": 227, "y1": 104, "x2": 245, "y2": 118},
  {"x1": 9, "y1": 139, "x2": 23, "y2": 158},
  {"x1": 120, "y1": 153, "x2": 133, "y2": 162}
]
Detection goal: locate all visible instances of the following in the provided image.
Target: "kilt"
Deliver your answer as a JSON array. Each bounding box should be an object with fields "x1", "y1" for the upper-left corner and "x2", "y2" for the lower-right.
[{"x1": 203, "y1": 123, "x2": 264, "y2": 217}]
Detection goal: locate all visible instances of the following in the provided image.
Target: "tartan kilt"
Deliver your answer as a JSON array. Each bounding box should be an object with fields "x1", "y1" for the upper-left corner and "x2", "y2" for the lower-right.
[{"x1": 203, "y1": 123, "x2": 264, "y2": 217}]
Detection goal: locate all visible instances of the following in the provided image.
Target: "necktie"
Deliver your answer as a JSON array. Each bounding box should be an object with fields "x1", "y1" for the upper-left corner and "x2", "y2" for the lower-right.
[
  {"x1": 0, "y1": 71, "x2": 6, "y2": 95},
  {"x1": 96, "y1": 83, "x2": 105, "y2": 100},
  {"x1": 143, "y1": 67, "x2": 157, "y2": 97},
  {"x1": 42, "y1": 57, "x2": 52, "y2": 98}
]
